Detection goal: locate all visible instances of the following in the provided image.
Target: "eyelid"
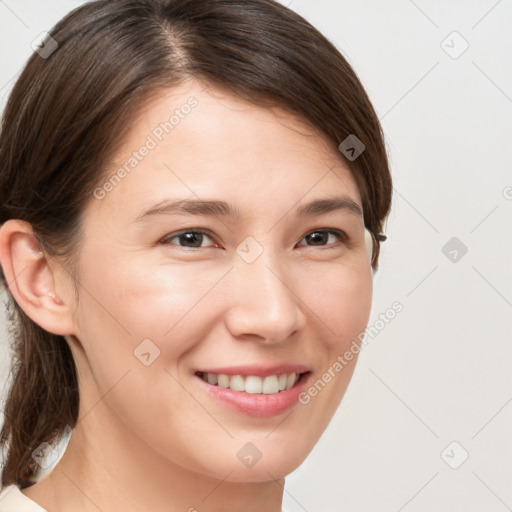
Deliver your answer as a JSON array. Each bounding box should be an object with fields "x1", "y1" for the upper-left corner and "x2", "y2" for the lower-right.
[
  {"x1": 159, "y1": 228, "x2": 218, "y2": 247},
  {"x1": 159, "y1": 227, "x2": 350, "y2": 249},
  {"x1": 296, "y1": 228, "x2": 349, "y2": 248}
]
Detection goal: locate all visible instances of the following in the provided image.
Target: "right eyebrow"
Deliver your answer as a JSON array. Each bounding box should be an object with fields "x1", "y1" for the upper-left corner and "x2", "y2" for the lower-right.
[{"x1": 134, "y1": 199, "x2": 241, "y2": 222}]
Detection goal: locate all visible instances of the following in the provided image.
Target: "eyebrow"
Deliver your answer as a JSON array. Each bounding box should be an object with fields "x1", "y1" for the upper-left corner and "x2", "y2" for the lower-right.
[{"x1": 135, "y1": 195, "x2": 363, "y2": 221}]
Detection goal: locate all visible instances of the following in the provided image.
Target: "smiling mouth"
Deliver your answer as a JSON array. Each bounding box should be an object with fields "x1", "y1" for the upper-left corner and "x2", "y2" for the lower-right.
[{"x1": 195, "y1": 371, "x2": 310, "y2": 394}]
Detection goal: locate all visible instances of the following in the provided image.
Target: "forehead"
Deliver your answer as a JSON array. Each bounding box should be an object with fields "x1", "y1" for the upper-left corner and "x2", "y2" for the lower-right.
[{"x1": 88, "y1": 79, "x2": 362, "y2": 223}]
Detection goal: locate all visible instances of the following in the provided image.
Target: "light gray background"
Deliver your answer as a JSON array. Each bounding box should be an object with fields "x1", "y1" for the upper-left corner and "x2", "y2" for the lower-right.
[{"x1": 1, "y1": 1, "x2": 511, "y2": 510}]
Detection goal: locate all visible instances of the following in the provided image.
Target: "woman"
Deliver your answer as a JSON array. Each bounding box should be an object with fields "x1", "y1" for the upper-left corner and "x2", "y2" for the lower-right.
[{"x1": 0, "y1": 0, "x2": 391, "y2": 510}]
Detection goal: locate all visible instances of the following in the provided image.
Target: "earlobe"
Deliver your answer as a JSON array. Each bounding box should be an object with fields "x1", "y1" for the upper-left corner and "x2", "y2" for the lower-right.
[{"x1": 0, "y1": 219, "x2": 75, "y2": 336}]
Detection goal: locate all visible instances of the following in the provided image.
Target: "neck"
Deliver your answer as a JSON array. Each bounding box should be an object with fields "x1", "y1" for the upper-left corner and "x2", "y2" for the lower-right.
[{"x1": 23, "y1": 404, "x2": 285, "y2": 512}]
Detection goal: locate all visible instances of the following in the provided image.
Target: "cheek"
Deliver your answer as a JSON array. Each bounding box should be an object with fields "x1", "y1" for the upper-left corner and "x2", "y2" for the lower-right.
[
  {"x1": 292, "y1": 262, "x2": 372, "y2": 427},
  {"x1": 300, "y1": 260, "x2": 373, "y2": 344},
  {"x1": 73, "y1": 256, "x2": 230, "y2": 372}
]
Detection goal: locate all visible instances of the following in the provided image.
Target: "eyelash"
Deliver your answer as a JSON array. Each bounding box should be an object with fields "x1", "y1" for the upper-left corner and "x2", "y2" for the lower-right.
[{"x1": 159, "y1": 228, "x2": 349, "y2": 250}]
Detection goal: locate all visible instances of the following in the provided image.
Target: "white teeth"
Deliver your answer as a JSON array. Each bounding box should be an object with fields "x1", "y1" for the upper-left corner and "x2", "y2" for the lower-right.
[
  {"x1": 230, "y1": 375, "x2": 245, "y2": 392},
  {"x1": 286, "y1": 373, "x2": 296, "y2": 390},
  {"x1": 217, "y1": 374, "x2": 230, "y2": 388},
  {"x1": 245, "y1": 376, "x2": 262, "y2": 394},
  {"x1": 200, "y1": 372, "x2": 301, "y2": 394},
  {"x1": 262, "y1": 375, "x2": 280, "y2": 394}
]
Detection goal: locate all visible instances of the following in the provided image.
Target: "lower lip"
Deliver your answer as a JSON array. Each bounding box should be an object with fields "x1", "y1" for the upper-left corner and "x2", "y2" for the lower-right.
[{"x1": 196, "y1": 373, "x2": 311, "y2": 417}]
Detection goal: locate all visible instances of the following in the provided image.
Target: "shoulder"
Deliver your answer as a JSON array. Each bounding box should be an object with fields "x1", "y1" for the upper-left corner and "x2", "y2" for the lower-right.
[{"x1": 0, "y1": 485, "x2": 48, "y2": 511}]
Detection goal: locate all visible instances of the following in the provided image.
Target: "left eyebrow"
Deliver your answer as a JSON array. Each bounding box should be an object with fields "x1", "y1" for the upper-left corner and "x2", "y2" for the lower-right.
[
  {"x1": 296, "y1": 196, "x2": 363, "y2": 218},
  {"x1": 134, "y1": 195, "x2": 363, "y2": 222}
]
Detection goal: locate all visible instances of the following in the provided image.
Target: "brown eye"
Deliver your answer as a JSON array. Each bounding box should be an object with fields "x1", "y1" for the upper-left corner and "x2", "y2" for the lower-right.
[
  {"x1": 160, "y1": 230, "x2": 216, "y2": 249},
  {"x1": 297, "y1": 229, "x2": 347, "y2": 248}
]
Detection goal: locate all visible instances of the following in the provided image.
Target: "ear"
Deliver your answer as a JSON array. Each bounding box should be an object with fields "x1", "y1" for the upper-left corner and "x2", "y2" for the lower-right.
[
  {"x1": 364, "y1": 228, "x2": 374, "y2": 262},
  {"x1": 0, "y1": 219, "x2": 76, "y2": 336},
  {"x1": 364, "y1": 228, "x2": 376, "y2": 278}
]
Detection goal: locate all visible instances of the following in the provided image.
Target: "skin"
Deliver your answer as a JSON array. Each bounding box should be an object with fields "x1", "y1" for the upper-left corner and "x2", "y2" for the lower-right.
[{"x1": 0, "y1": 79, "x2": 373, "y2": 512}]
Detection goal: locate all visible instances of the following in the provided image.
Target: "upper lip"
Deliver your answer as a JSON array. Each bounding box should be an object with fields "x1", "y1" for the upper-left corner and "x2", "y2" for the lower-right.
[{"x1": 195, "y1": 364, "x2": 311, "y2": 378}]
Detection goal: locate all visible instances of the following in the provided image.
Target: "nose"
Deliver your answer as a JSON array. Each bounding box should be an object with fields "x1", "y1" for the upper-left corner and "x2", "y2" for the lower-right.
[{"x1": 223, "y1": 250, "x2": 306, "y2": 344}]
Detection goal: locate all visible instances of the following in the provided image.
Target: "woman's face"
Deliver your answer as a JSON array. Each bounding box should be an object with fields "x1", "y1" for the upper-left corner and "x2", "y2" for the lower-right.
[{"x1": 65, "y1": 79, "x2": 373, "y2": 481}]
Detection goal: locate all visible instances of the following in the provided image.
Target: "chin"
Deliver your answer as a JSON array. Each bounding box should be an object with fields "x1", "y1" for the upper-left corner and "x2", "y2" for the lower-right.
[
  {"x1": 193, "y1": 433, "x2": 315, "y2": 483},
  {"x1": 217, "y1": 456, "x2": 307, "y2": 484}
]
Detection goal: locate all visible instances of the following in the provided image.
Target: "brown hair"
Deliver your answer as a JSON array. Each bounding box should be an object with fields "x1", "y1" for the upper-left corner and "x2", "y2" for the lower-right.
[{"x1": 0, "y1": 0, "x2": 392, "y2": 488}]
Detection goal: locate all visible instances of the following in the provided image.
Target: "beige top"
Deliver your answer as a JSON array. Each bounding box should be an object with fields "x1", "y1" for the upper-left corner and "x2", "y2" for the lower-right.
[
  {"x1": 0, "y1": 485, "x2": 47, "y2": 512},
  {"x1": 0, "y1": 484, "x2": 289, "y2": 511}
]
